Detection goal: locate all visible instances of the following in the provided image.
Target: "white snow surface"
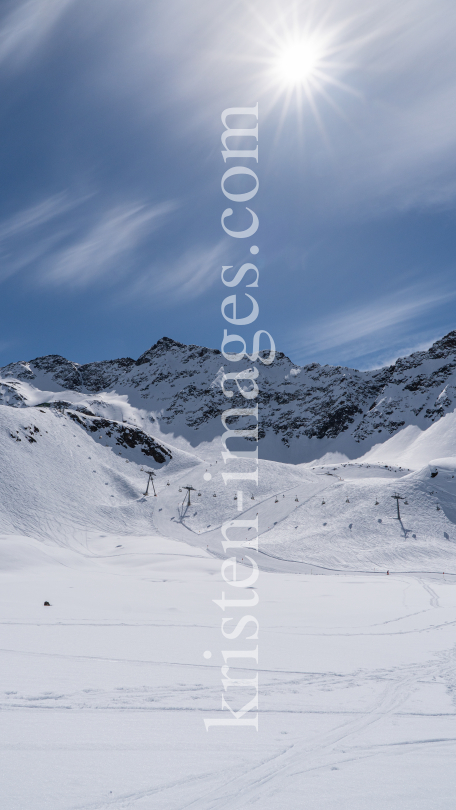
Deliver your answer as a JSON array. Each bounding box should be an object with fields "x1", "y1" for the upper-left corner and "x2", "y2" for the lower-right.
[
  {"x1": 2, "y1": 530, "x2": 456, "y2": 809},
  {"x1": 1, "y1": 401, "x2": 456, "y2": 572},
  {"x1": 2, "y1": 358, "x2": 456, "y2": 806},
  {"x1": 361, "y1": 409, "x2": 456, "y2": 468},
  {"x1": 3, "y1": 329, "x2": 456, "y2": 463}
]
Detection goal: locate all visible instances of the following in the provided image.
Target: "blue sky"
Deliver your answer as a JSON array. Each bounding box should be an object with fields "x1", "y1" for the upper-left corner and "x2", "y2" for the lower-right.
[{"x1": 1, "y1": 0, "x2": 456, "y2": 370}]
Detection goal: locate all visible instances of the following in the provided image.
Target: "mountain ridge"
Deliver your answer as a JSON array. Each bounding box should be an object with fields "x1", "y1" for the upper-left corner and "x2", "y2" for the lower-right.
[{"x1": 1, "y1": 330, "x2": 456, "y2": 463}]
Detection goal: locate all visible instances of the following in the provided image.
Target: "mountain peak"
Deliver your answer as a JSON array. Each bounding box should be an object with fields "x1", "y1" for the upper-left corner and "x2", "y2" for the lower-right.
[
  {"x1": 136, "y1": 337, "x2": 186, "y2": 365},
  {"x1": 428, "y1": 330, "x2": 456, "y2": 358}
]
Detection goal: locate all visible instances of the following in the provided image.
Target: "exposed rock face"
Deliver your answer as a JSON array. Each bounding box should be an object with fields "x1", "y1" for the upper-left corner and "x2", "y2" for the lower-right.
[
  {"x1": 0, "y1": 381, "x2": 27, "y2": 408},
  {"x1": 2, "y1": 331, "x2": 456, "y2": 462},
  {"x1": 66, "y1": 411, "x2": 171, "y2": 464}
]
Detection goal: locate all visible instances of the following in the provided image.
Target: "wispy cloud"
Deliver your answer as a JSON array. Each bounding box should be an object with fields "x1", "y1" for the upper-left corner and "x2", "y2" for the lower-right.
[
  {"x1": 287, "y1": 280, "x2": 456, "y2": 366},
  {"x1": 5, "y1": 1, "x2": 455, "y2": 217},
  {"x1": 123, "y1": 239, "x2": 228, "y2": 305},
  {"x1": 0, "y1": 0, "x2": 74, "y2": 69},
  {"x1": 0, "y1": 194, "x2": 176, "y2": 288},
  {"x1": 358, "y1": 337, "x2": 445, "y2": 370},
  {"x1": 294, "y1": 0, "x2": 456, "y2": 215},
  {"x1": 0, "y1": 192, "x2": 83, "y2": 281},
  {"x1": 88, "y1": 0, "x2": 456, "y2": 217},
  {"x1": 43, "y1": 201, "x2": 175, "y2": 287},
  {"x1": 0, "y1": 193, "x2": 76, "y2": 241}
]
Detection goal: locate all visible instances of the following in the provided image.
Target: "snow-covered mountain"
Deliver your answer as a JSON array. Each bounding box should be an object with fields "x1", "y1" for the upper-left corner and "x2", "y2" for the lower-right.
[
  {"x1": 2, "y1": 331, "x2": 456, "y2": 573},
  {"x1": 2, "y1": 331, "x2": 456, "y2": 463}
]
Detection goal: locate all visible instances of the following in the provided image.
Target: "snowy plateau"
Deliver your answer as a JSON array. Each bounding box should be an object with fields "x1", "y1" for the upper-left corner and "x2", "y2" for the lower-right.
[{"x1": 1, "y1": 333, "x2": 456, "y2": 809}]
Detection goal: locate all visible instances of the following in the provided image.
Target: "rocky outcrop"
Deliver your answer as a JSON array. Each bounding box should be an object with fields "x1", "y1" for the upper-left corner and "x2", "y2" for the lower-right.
[{"x1": 2, "y1": 331, "x2": 456, "y2": 462}]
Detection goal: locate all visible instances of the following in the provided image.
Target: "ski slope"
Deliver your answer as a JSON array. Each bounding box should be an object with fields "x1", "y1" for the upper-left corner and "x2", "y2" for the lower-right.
[
  {"x1": 1, "y1": 401, "x2": 456, "y2": 573},
  {"x1": 1, "y1": 530, "x2": 456, "y2": 809},
  {"x1": 2, "y1": 370, "x2": 456, "y2": 807}
]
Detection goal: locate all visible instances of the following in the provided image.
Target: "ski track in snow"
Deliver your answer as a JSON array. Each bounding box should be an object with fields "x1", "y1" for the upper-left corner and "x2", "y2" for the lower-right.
[
  {"x1": 2, "y1": 528, "x2": 456, "y2": 809},
  {"x1": 2, "y1": 369, "x2": 456, "y2": 806}
]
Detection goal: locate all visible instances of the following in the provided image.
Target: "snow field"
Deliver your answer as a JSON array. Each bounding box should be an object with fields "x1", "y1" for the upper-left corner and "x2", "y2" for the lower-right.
[
  {"x1": 3, "y1": 403, "x2": 456, "y2": 572},
  {"x1": 2, "y1": 375, "x2": 456, "y2": 806},
  {"x1": 0, "y1": 405, "x2": 199, "y2": 544},
  {"x1": 1, "y1": 532, "x2": 456, "y2": 809},
  {"x1": 361, "y1": 409, "x2": 456, "y2": 468}
]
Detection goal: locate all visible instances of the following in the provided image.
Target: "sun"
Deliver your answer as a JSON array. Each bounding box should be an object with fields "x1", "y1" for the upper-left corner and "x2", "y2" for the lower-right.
[
  {"x1": 246, "y1": 9, "x2": 360, "y2": 137},
  {"x1": 275, "y1": 39, "x2": 325, "y2": 86},
  {"x1": 258, "y1": 20, "x2": 358, "y2": 135}
]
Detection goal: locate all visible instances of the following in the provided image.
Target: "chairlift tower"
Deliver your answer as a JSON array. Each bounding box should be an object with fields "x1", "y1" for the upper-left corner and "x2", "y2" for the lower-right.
[
  {"x1": 143, "y1": 469, "x2": 157, "y2": 496},
  {"x1": 182, "y1": 485, "x2": 196, "y2": 507},
  {"x1": 391, "y1": 492, "x2": 405, "y2": 520}
]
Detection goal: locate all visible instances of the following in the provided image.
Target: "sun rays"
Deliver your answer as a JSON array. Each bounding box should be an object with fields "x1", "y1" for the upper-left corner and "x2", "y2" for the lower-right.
[{"x1": 243, "y1": 3, "x2": 364, "y2": 142}]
